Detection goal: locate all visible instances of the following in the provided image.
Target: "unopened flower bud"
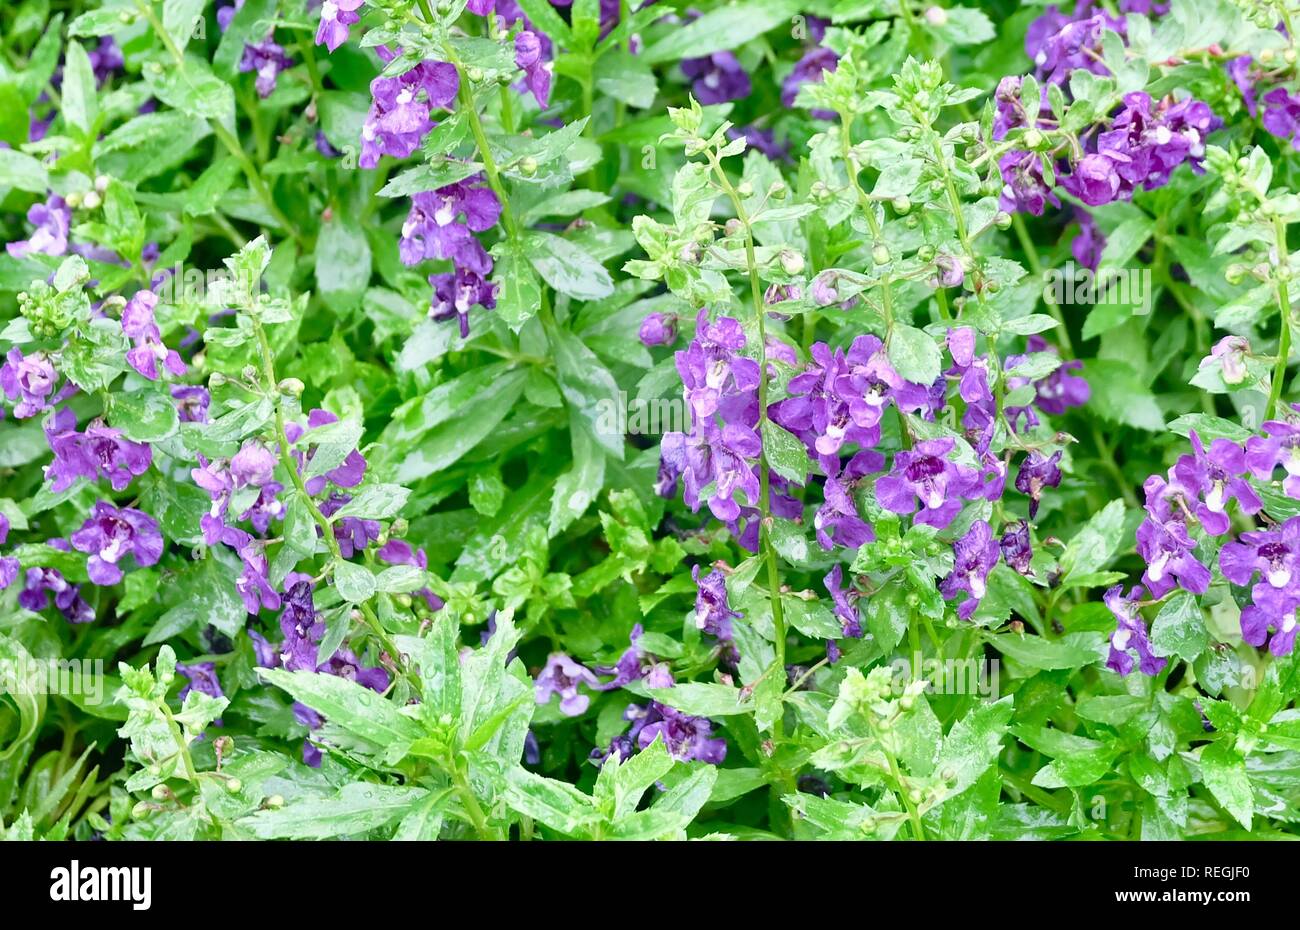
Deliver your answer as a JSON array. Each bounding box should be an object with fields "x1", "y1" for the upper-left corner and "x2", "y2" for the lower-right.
[
  {"x1": 519, "y1": 156, "x2": 538, "y2": 177},
  {"x1": 266, "y1": 794, "x2": 285, "y2": 809},
  {"x1": 466, "y1": 66, "x2": 484, "y2": 82},
  {"x1": 924, "y1": 6, "x2": 948, "y2": 25},
  {"x1": 82, "y1": 191, "x2": 102, "y2": 210},
  {"x1": 278, "y1": 377, "x2": 305, "y2": 396},
  {"x1": 151, "y1": 784, "x2": 170, "y2": 801},
  {"x1": 768, "y1": 180, "x2": 787, "y2": 200},
  {"x1": 872, "y1": 244, "x2": 891, "y2": 265},
  {"x1": 131, "y1": 801, "x2": 153, "y2": 819},
  {"x1": 736, "y1": 180, "x2": 754, "y2": 197},
  {"x1": 779, "y1": 249, "x2": 805, "y2": 275},
  {"x1": 225, "y1": 777, "x2": 242, "y2": 794},
  {"x1": 1022, "y1": 128, "x2": 1043, "y2": 149},
  {"x1": 995, "y1": 211, "x2": 1012, "y2": 229},
  {"x1": 95, "y1": 175, "x2": 111, "y2": 193},
  {"x1": 724, "y1": 218, "x2": 744, "y2": 237},
  {"x1": 65, "y1": 191, "x2": 83, "y2": 208},
  {"x1": 1225, "y1": 263, "x2": 1248, "y2": 285},
  {"x1": 892, "y1": 195, "x2": 911, "y2": 215}
]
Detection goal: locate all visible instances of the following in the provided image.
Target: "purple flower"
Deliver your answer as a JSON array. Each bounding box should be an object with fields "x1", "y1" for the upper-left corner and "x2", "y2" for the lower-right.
[
  {"x1": 316, "y1": 0, "x2": 365, "y2": 52},
  {"x1": 634, "y1": 701, "x2": 727, "y2": 763},
  {"x1": 1071, "y1": 209, "x2": 1105, "y2": 271},
  {"x1": 1014, "y1": 450, "x2": 1063, "y2": 519},
  {"x1": 692, "y1": 565, "x2": 740, "y2": 642},
  {"x1": 1, "y1": 348, "x2": 61, "y2": 418},
  {"x1": 727, "y1": 125, "x2": 790, "y2": 162},
  {"x1": 1228, "y1": 56, "x2": 1259, "y2": 117},
  {"x1": 230, "y1": 441, "x2": 279, "y2": 489},
  {"x1": 171, "y1": 385, "x2": 210, "y2": 423},
  {"x1": 318, "y1": 492, "x2": 381, "y2": 558},
  {"x1": 1245, "y1": 409, "x2": 1300, "y2": 497},
  {"x1": 318, "y1": 647, "x2": 391, "y2": 692},
  {"x1": 681, "y1": 52, "x2": 750, "y2": 105},
  {"x1": 940, "y1": 520, "x2": 999, "y2": 620},
  {"x1": 1000, "y1": 519, "x2": 1033, "y2": 575},
  {"x1": 1061, "y1": 153, "x2": 1121, "y2": 206},
  {"x1": 88, "y1": 36, "x2": 124, "y2": 85},
  {"x1": 44, "y1": 409, "x2": 152, "y2": 493},
  {"x1": 676, "y1": 309, "x2": 760, "y2": 423},
  {"x1": 998, "y1": 150, "x2": 1058, "y2": 216},
  {"x1": 1240, "y1": 583, "x2": 1299, "y2": 656},
  {"x1": 70, "y1": 501, "x2": 163, "y2": 586},
  {"x1": 122, "y1": 290, "x2": 186, "y2": 381},
  {"x1": 7, "y1": 195, "x2": 70, "y2": 258},
  {"x1": 781, "y1": 46, "x2": 838, "y2": 119},
  {"x1": 514, "y1": 31, "x2": 552, "y2": 107},
  {"x1": 824, "y1": 564, "x2": 862, "y2": 638},
  {"x1": 18, "y1": 540, "x2": 95, "y2": 623},
  {"x1": 815, "y1": 470, "x2": 874, "y2": 551},
  {"x1": 1172, "y1": 431, "x2": 1261, "y2": 535},
  {"x1": 595, "y1": 624, "x2": 674, "y2": 691},
  {"x1": 535, "y1": 653, "x2": 600, "y2": 716},
  {"x1": 638, "y1": 311, "x2": 677, "y2": 347},
  {"x1": 682, "y1": 420, "x2": 762, "y2": 522},
  {"x1": 876, "y1": 437, "x2": 982, "y2": 529},
  {"x1": 1004, "y1": 335, "x2": 1089, "y2": 429},
  {"x1": 1135, "y1": 512, "x2": 1210, "y2": 599},
  {"x1": 1220, "y1": 517, "x2": 1300, "y2": 589},
  {"x1": 429, "y1": 265, "x2": 498, "y2": 338},
  {"x1": 1206, "y1": 335, "x2": 1250, "y2": 386},
  {"x1": 1104, "y1": 584, "x2": 1166, "y2": 676},
  {"x1": 359, "y1": 58, "x2": 459, "y2": 168},
  {"x1": 240, "y1": 39, "x2": 294, "y2": 98},
  {"x1": 279, "y1": 579, "x2": 323, "y2": 670},
  {"x1": 1263, "y1": 87, "x2": 1300, "y2": 150},
  {"x1": 285, "y1": 408, "x2": 368, "y2": 495},
  {"x1": 176, "y1": 661, "x2": 224, "y2": 701},
  {"x1": 400, "y1": 180, "x2": 500, "y2": 267}
]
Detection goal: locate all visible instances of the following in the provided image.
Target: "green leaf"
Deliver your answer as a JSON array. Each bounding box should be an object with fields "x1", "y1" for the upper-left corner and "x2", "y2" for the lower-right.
[
  {"x1": 1059, "y1": 499, "x2": 1127, "y2": 583},
  {"x1": 0, "y1": 149, "x2": 49, "y2": 194},
  {"x1": 935, "y1": 697, "x2": 1013, "y2": 797},
  {"x1": 333, "y1": 559, "x2": 377, "y2": 603},
  {"x1": 316, "y1": 216, "x2": 372, "y2": 313},
  {"x1": 239, "y1": 784, "x2": 430, "y2": 839},
  {"x1": 762, "y1": 420, "x2": 812, "y2": 484},
  {"x1": 1199, "y1": 742, "x2": 1253, "y2": 830},
  {"x1": 986, "y1": 631, "x2": 1103, "y2": 671},
  {"x1": 525, "y1": 231, "x2": 614, "y2": 301},
  {"x1": 259, "y1": 668, "x2": 423, "y2": 747},
  {"x1": 110, "y1": 387, "x2": 180, "y2": 443},
  {"x1": 503, "y1": 767, "x2": 599, "y2": 836},
  {"x1": 1149, "y1": 591, "x2": 1209, "y2": 662},
  {"x1": 647, "y1": 682, "x2": 749, "y2": 717},
  {"x1": 493, "y1": 240, "x2": 543, "y2": 330},
  {"x1": 888, "y1": 324, "x2": 942, "y2": 385},
  {"x1": 641, "y1": 0, "x2": 800, "y2": 64},
  {"x1": 549, "y1": 414, "x2": 606, "y2": 537},
  {"x1": 61, "y1": 41, "x2": 98, "y2": 136},
  {"x1": 329, "y1": 484, "x2": 411, "y2": 521}
]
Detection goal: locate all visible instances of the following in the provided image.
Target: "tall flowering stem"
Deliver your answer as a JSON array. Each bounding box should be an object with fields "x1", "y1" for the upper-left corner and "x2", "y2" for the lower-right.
[
  {"x1": 1268, "y1": 213, "x2": 1293, "y2": 422},
  {"x1": 703, "y1": 150, "x2": 789, "y2": 703},
  {"x1": 250, "y1": 318, "x2": 424, "y2": 700}
]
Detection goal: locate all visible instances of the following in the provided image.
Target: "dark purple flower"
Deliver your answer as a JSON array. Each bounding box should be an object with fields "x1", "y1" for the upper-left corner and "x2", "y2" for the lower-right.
[
  {"x1": 1262, "y1": 87, "x2": 1300, "y2": 149},
  {"x1": 1, "y1": 348, "x2": 60, "y2": 418},
  {"x1": 692, "y1": 564, "x2": 740, "y2": 642},
  {"x1": 998, "y1": 150, "x2": 1058, "y2": 216},
  {"x1": 727, "y1": 125, "x2": 790, "y2": 162},
  {"x1": 318, "y1": 647, "x2": 391, "y2": 692},
  {"x1": 318, "y1": 492, "x2": 381, "y2": 558},
  {"x1": 876, "y1": 437, "x2": 982, "y2": 529},
  {"x1": 18, "y1": 540, "x2": 94, "y2": 624},
  {"x1": 535, "y1": 653, "x2": 600, "y2": 716},
  {"x1": 1000, "y1": 519, "x2": 1033, "y2": 575},
  {"x1": 815, "y1": 473, "x2": 874, "y2": 550},
  {"x1": 634, "y1": 701, "x2": 727, "y2": 763},
  {"x1": 1104, "y1": 584, "x2": 1166, "y2": 676},
  {"x1": 429, "y1": 265, "x2": 497, "y2": 338},
  {"x1": 240, "y1": 39, "x2": 294, "y2": 98},
  {"x1": 824, "y1": 564, "x2": 862, "y2": 638},
  {"x1": 378, "y1": 539, "x2": 444, "y2": 611},
  {"x1": 1072, "y1": 209, "x2": 1105, "y2": 270},
  {"x1": 176, "y1": 661, "x2": 224, "y2": 701},
  {"x1": 88, "y1": 36, "x2": 124, "y2": 85},
  {"x1": 681, "y1": 52, "x2": 750, "y2": 105},
  {"x1": 940, "y1": 520, "x2": 999, "y2": 620},
  {"x1": 514, "y1": 31, "x2": 552, "y2": 107},
  {"x1": 279, "y1": 579, "x2": 323, "y2": 670},
  {"x1": 1061, "y1": 153, "x2": 1121, "y2": 206},
  {"x1": 1014, "y1": 450, "x2": 1063, "y2": 519},
  {"x1": 122, "y1": 290, "x2": 186, "y2": 381},
  {"x1": 171, "y1": 385, "x2": 210, "y2": 423},
  {"x1": 1220, "y1": 517, "x2": 1300, "y2": 590},
  {"x1": 595, "y1": 624, "x2": 674, "y2": 690},
  {"x1": 781, "y1": 46, "x2": 838, "y2": 119}
]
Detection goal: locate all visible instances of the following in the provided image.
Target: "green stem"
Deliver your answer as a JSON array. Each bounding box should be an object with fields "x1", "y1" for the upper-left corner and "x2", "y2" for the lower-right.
[
  {"x1": 1267, "y1": 215, "x2": 1293, "y2": 421},
  {"x1": 452, "y1": 758, "x2": 493, "y2": 840},
  {"x1": 160, "y1": 703, "x2": 199, "y2": 785},
  {"x1": 1011, "y1": 212, "x2": 1074, "y2": 357}
]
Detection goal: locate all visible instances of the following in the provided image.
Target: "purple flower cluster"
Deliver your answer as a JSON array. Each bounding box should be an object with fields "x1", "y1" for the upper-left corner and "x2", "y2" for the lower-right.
[
  {"x1": 18, "y1": 539, "x2": 94, "y2": 624},
  {"x1": 70, "y1": 501, "x2": 163, "y2": 586},
  {"x1": 44, "y1": 409, "x2": 152, "y2": 492},
  {"x1": 593, "y1": 700, "x2": 727, "y2": 765},
  {"x1": 121, "y1": 290, "x2": 186, "y2": 382},
  {"x1": 359, "y1": 50, "x2": 459, "y2": 168},
  {"x1": 2, "y1": 348, "x2": 70, "y2": 418}
]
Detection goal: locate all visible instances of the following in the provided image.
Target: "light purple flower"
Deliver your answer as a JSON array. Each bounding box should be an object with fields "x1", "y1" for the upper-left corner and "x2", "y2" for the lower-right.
[
  {"x1": 876, "y1": 437, "x2": 982, "y2": 529},
  {"x1": 514, "y1": 31, "x2": 552, "y2": 107},
  {"x1": 122, "y1": 290, "x2": 186, "y2": 381},
  {"x1": 824, "y1": 564, "x2": 862, "y2": 638},
  {"x1": 1104, "y1": 584, "x2": 1166, "y2": 676},
  {"x1": 1, "y1": 348, "x2": 61, "y2": 418},
  {"x1": 940, "y1": 520, "x2": 999, "y2": 620},
  {"x1": 638, "y1": 312, "x2": 677, "y2": 347},
  {"x1": 1240, "y1": 583, "x2": 1299, "y2": 656},
  {"x1": 316, "y1": 0, "x2": 365, "y2": 52},
  {"x1": 240, "y1": 39, "x2": 294, "y2": 98},
  {"x1": 535, "y1": 653, "x2": 600, "y2": 716},
  {"x1": 692, "y1": 564, "x2": 740, "y2": 642},
  {"x1": 7, "y1": 195, "x2": 70, "y2": 258},
  {"x1": 1172, "y1": 431, "x2": 1261, "y2": 535}
]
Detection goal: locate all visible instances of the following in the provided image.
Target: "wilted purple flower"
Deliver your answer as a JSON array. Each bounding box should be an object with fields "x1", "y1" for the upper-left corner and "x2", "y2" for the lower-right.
[
  {"x1": 240, "y1": 39, "x2": 294, "y2": 98},
  {"x1": 692, "y1": 564, "x2": 740, "y2": 642},
  {"x1": 940, "y1": 520, "x2": 999, "y2": 620},
  {"x1": 1, "y1": 348, "x2": 61, "y2": 418},
  {"x1": 70, "y1": 501, "x2": 163, "y2": 586},
  {"x1": 535, "y1": 653, "x2": 600, "y2": 716},
  {"x1": 514, "y1": 31, "x2": 552, "y2": 107},
  {"x1": 1104, "y1": 584, "x2": 1166, "y2": 676},
  {"x1": 6, "y1": 195, "x2": 70, "y2": 258},
  {"x1": 681, "y1": 52, "x2": 750, "y2": 105},
  {"x1": 781, "y1": 46, "x2": 838, "y2": 119},
  {"x1": 1000, "y1": 519, "x2": 1033, "y2": 575},
  {"x1": 1014, "y1": 450, "x2": 1063, "y2": 519},
  {"x1": 171, "y1": 385, "x2": 210, "y2": 423},
  {"x1": 44, "y1": 409, "x2": 152, "y2": 492},
  {"x1": 279, "y1": 578, "x2": 323, "y2": 670},
  {"x1": 638, "y1": 311, "x2": 677, "y2": 347},
  {"x1": 1172, "y1": 431, "x2": 1261, "y2": 535},
  {"x1": 316, "y1": 0, "x2": 365, "y2": 52},
  {"x1": 998, "y1": 150, "x2": 1058, "y2": 216},
  {"x1": 876, "y1": 437, "x2": 982, "y2": 529},
  {"x1": 122, "y1": 290, "x2": 186, "y2": 381},
  {"x1": 824, "y1": 564, "x2": 861, "y2": 638}
]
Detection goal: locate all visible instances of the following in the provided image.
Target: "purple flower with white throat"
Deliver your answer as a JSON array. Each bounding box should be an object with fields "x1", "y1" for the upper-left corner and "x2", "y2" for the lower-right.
[
  {"x1": 1245, "y1": 407, "x2": 1300, "y2": 497},
  {"x1": 171, "y1": 385, "x2": 210, "y2": 423},
  {"x1": 399, "y1": 178, "x2": 501, "y2": 267},
  {"x1": 359, "y1": 56, "x2": 459, "y2": 168},
  {"x1": 1000, "y1": 519, "x2": 1033, "y2": 575},
  {"x1": 1172, "y1": 431, "x2": 1261, "y2": 535},
  {"x1": 1240, "y1": 583, "x2": 1299, "y2": 657},
  {"x1": 634, "y1": 701, "x2": 727, "y2": 764},
  {"x1": 875, "y1": 437, "x2": 982, "y2": 529},
  {"x1": 824, "y1": 564, "x2": 862, "y2": 638},
  {"x1": 70, "y1": 501, "x2": 163, "y2": 586},
  {"x1": 1135, "y1": 514, "x2": 1210, "y2": 599},
  {"x1": 1219, "y1": 517, "x2": 1300, "y2": 590},
  {"x1": 240, "y1": 39, "x2": 295, "y2": 98},
  {"x1": 6, "y1": 195, "x2": 70, "y2": 258},
  {"x1": 535, "y1": 653, "x2": 600, "y2": 716},
  {"x1": 1104, "y1": 584, "x2": 1166, "y2": 676},
  {"x1": 429, "y1": 264, "x2": 497, "y2": 338},
  {"x1": 595, "y1": 624, "x2": 674, "y2": 691},
  {"x1": 316, "y1": 0, "x2": 365, "y2": 52},
  {"x1": 940, "y1": 520, "x2": 999, "y2": 620}
]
